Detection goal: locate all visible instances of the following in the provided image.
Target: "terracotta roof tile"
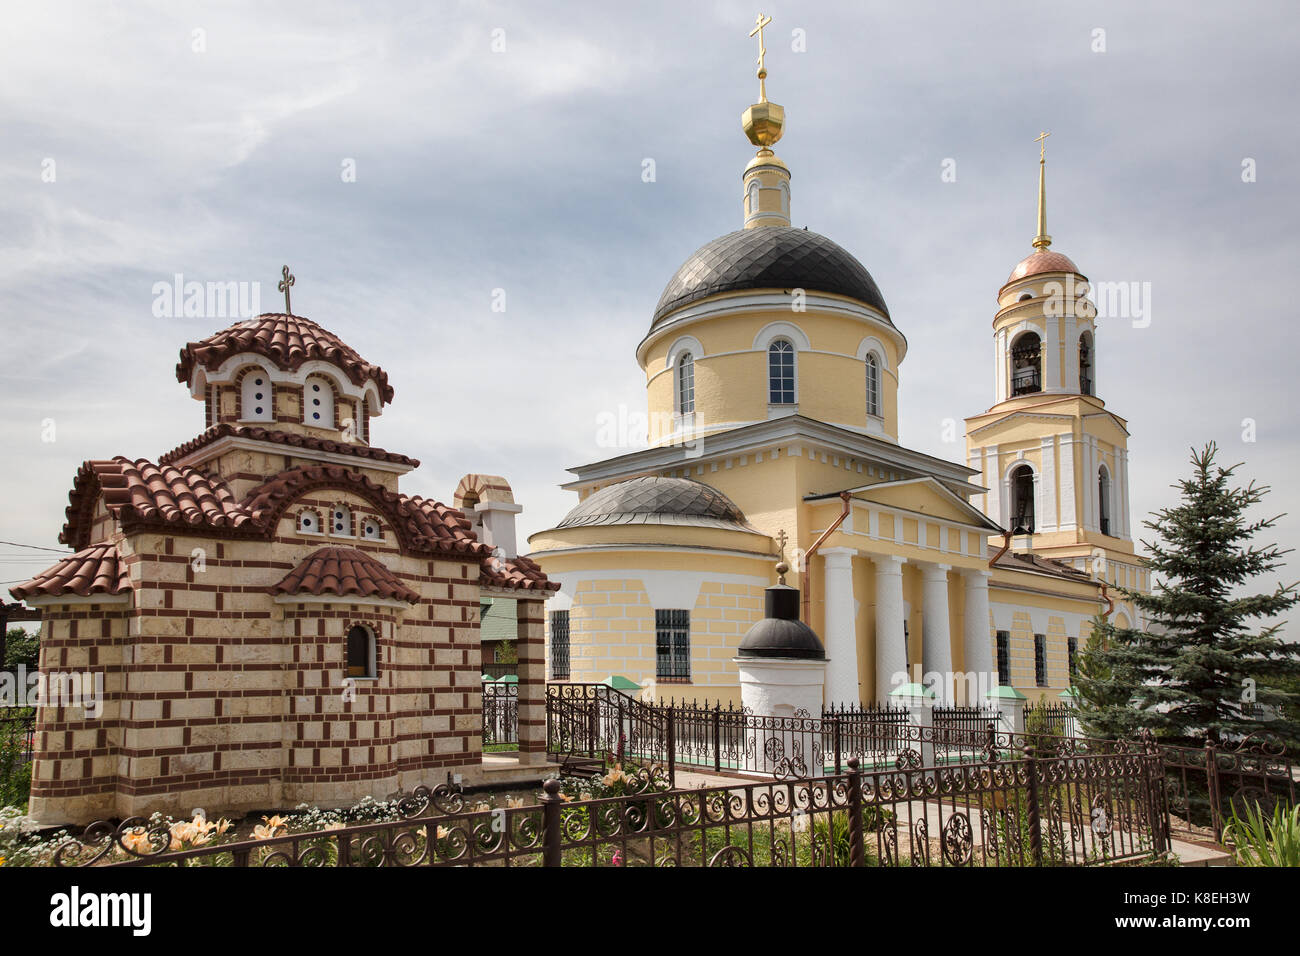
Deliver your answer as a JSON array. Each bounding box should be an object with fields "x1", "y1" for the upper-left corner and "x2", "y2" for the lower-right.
[
  {"x1": 271, "y1": 547, "x2": 419, "y2": 603},
  {"x1": 158, "y1": 424, "x2": 418, "y2": 468},
  {"x1": 176, "y1": 314, "x2": 394, "y2": 404},
  {"x1": 241, "y1": 466, "x2": 491, "y2": 558},
  {"x1": 480, "y1": 553, "x2": 560, "y2": 592},
  {"x1": 63, "y1": 458, "x2": 487, "y2": 560},
  {"x1": 10, "y1": 543, "x2": 130, "y2": 601},
  {"x1": 62, "y1": 458, "x2": 255, "y2": 549}
]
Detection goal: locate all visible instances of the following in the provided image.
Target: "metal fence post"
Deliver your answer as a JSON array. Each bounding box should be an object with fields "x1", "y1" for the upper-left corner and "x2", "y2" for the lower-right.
[
  {"x1": 667, "y1": 704, "x2": 677, "y2": 788},
  {"x1": 846, "y1": 757, "x2": 866, "y2": 867},
  {"x1": 541, "y1": 778, "x2": 562, "y2": 867},
  {"x1": 1024, "y1": 745, "x2": 1043, "y2": 866},
  {"x1": 588, "y1": 691, "x2": 598, "y2": 758},
  {"x1": 1204, "y1": 739, "x2": 1223, "y2": 839},
  {"x1": 712, "y1": 703, "x2": 721, "y2": 773},
  {"x1": 832, "y1": 717, "x2": 842, "y2": 780}
]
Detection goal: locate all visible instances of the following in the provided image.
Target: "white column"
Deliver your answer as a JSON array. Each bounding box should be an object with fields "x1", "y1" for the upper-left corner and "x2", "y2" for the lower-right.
[
  {"x1": 1039, "y1": 436, "x2": 1057, "y2": 532},
  {"x1": 822, "y1": 547, "x2": 858, "y2": 707},
  {"x1": 1064, "y1": 314, "x2": 1079, "y2": 392},
  {"x1": 962, "y1": 569, "x2": 994, "y2": 705},
  {"x1": 985, "y1": 445, "x2": 1001, "y2": 527},
  {"x1": 921, "y1": 563, "x2": 953, "y2": 703},
  {"x1": 873, "y1": 555, "x2": 906, "y2": 703},
  {"x1": 1118, "y1": 448, "x2": 1131, "y2": 540},
  {"x1": 1044, "y1": 316, "x2": 1061, "y2": 391},
  {"x1": 1058, "y1": 435, "x2": 1077, "y2": 531}
]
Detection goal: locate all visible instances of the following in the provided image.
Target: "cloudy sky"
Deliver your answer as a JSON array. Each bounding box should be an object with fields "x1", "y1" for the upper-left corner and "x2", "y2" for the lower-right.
[{"x1": 2, "y1": 1, "x2": 1298, "y2": 606}]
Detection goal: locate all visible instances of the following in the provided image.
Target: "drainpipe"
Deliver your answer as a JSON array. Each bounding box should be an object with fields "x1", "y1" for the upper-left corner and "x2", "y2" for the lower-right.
[
  {"x1": 800, "y1": 491, "x2": 853, "y2": 625},
  {"x1": 987, "y1": 530, "x2": 1012, "y2": 570}
]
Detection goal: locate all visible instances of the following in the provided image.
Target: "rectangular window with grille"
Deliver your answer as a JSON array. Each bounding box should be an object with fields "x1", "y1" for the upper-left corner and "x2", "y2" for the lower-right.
[
  {"x1": 1034, "y1": 633, "x2": 1047, "y2": 687},
  {"x1": 996, "y1": 630, "x2": 1011, "y2": 686},
  {"x1": 549, "y1": 610, "x2": 570, "y2": 681},
  {"x1": 655, "y1": 609, "x2": 691, "y2": 682},
  {"x1": 1068, "y1": 636, "x2": 1078, "y2": 681}
]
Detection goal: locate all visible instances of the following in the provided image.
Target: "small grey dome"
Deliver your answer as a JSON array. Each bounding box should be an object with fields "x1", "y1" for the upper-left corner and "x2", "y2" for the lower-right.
[
  {"x1": 556, "y1": 476, "x2": 751, "y2": 531},
  {"x1": 651, "y1": 227, "x2": 891, "y2": 329},
  {"x1": 737, "y1": 584, "x2": 826, "y2": 660}
]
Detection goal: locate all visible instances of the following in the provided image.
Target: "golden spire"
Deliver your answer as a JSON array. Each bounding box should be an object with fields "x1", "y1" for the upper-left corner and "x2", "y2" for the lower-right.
[
  {"x1": 1032, "y1": 130, "x2": 1052, "y2": 250},
  {"x1": 742, "y1": 13, "x2": 784, "y2": 153}
]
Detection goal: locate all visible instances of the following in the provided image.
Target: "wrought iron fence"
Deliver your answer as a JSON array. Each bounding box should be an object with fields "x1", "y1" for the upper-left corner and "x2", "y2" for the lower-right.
[
  {"x1": 546, "y1": 684, "x2": 1123, "y2": 784},
  {"x1": 1024, "y1": 700, "x2": 1079, "y2": 738},
  {"x1": 481, "y1": 663, "x2": 515, "y2": 681},
  {"x1": 1159, "y1": 734, "x2": 1297, "y2": 842},
  {"x1": 1, "y1": 709, "x2": 36, "y2": 804},
  {"x1": 482, "y1": 681, "x2": 518, "y2": 748},
  {"x1": 52, "y1": 746, "x2": 1168, "y2": 868}
]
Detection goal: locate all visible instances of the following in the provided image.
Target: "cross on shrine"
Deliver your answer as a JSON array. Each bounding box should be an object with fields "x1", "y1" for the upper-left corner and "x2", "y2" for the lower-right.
[{"x1": 278, "y1": 265, "x2": 295, "y2": 314}]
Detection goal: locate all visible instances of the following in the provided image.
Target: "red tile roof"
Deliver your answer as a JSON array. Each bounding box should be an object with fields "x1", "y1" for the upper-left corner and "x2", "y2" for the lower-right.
[
  {"x1": 159, "y1": 424, "x2": 418, "y2": 468},
  {"x1": 10, "y1": 543, "x2": 130, "y2": 601},
  {"x1": 62, "y1": 459, "x2": 492, "y2": 561},
  {"x1": 243, "y1": 467, "x2": 490, "y2": 557},
  {"x1": 176, "y1": 314, "x2": 394, "y2": 404},
  {"x1": 271, "y1": 546, "x2": 419, "y2": 603},
  {"x1": 480, "y1": 553, "x2": 560, "y2": 592},
  {"x1": 62, "y1": 458, "x2": 255, "y2": 549}
]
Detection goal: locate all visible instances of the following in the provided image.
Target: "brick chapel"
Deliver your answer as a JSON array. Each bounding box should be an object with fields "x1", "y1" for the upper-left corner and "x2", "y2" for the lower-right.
[{"x1": 11, "y1": 303, "x2": 556, "y2": 825}]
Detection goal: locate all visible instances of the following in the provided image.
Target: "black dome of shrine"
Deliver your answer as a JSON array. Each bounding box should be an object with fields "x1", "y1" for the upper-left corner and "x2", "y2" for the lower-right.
[
  {"x1": 651, "y1": 227, "x2": 891, "y2": 329},
  {"x1": 737, "y1": 584, "x2": 826, "y2": 660}
]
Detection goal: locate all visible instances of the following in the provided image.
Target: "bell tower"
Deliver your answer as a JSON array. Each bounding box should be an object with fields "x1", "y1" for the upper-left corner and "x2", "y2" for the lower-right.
[{"x1": 964, "y1": 135, "x2": 1144, "y2": 606}]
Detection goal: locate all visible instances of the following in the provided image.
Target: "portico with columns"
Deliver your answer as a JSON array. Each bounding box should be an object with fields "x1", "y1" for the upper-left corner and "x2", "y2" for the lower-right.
[{"x1": 807, "y1": 479, "x2": 1004, "y2": 706}]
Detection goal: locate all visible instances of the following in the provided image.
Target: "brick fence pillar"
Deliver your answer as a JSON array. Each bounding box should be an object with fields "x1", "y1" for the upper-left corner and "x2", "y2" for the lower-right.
[{"x1": 516, "y1": 598, "x2": 546, "y2": 759}]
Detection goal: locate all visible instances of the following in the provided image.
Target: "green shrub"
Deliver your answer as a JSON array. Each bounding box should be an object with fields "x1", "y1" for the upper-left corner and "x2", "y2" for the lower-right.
[{"x1": 1224, "y1": 800, "x2": 1300, "y2": 867}]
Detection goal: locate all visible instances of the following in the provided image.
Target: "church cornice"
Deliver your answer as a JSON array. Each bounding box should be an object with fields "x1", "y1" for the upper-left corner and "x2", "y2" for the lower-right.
[{"x1": 563, "y1": 415, "x2": 978, "y2": 494}]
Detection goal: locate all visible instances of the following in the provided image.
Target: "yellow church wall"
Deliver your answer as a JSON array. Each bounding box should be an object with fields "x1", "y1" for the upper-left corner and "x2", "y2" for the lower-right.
[{"x1": 642, "y1": 306, "x2": 902, "y2": 445}]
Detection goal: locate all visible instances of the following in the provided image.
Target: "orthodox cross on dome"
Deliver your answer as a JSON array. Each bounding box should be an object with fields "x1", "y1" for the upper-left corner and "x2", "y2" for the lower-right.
[
  {"x1": 749, "y1": 13, "x2": 773, "y2": 101},
  {"x1": 1035, "y1": 129, "x2": 1050, "y2": 162},
  {"x1": 775, "y1": 528, "x2": 790, "y2": 585},
  {"x1": 1032, "y1": 131, "x2": 1052, "y2": 250},
  {"x1": 278, "y1": 265, "x2": 296, "y2": 314}
]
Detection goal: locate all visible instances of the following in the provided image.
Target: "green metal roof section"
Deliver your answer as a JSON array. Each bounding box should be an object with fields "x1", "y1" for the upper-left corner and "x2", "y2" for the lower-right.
[
  {"x1": 985, "y1": 685, "x2": 1028, "y2": 700},
  {"x1": 479, "y1": 596, "x2": 518, "y2": 643}
]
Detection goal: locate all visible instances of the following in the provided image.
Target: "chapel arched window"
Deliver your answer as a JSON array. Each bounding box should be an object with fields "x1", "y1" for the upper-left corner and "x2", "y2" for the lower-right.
[
  {"x1": 1079, "y1": 331, "x2": 1094, "y2": 396},
  {"x1": 865, "y1": 353, "x2": 881, "y2": 418},
  {"x1": 768, "y1": 339, "x2": 796, "y2": 405},
  {"x1": 1010, "y1": 464, "x2": 1035, "y2": 535},
  {"x1": 677, "y1": 353, "x2": 695, "y2": 416},
  {"x1": 241, "y1": 370, "x2": 273, "y2": 422},
  {"x1": 304, "y1": 375, "x2": 335, "y2": 427},
  {"x1": 1010, "y1": 332, "x2": 1042, "y2": 396}
]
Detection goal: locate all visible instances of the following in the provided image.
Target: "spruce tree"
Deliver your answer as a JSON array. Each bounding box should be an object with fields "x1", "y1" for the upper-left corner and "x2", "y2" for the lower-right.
[{"x1": 1079, "y1": 442, "x2": 1300, "y2": 746}]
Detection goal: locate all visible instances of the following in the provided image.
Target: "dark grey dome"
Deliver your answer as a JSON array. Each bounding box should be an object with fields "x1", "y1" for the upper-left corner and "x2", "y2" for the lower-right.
[
  {"x1": 737, "y1": 585, "x2": 826, "y2": 660},
  {"x1": 556, "y1": 476, "x2": 751, "y2": 531},
  {"x1": 651, "y1": 227, "x2": 891, "y2": 328}
]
